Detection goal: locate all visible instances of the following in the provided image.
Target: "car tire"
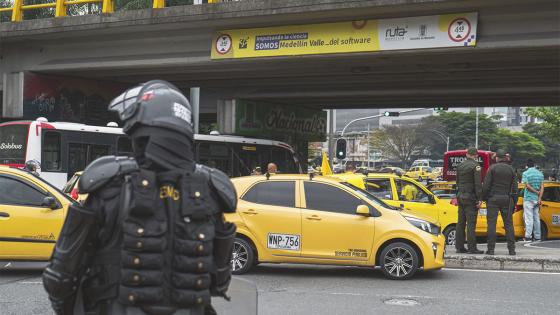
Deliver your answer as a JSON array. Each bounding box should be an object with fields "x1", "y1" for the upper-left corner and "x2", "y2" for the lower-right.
[
  {"x1": 443, "y1": 226, "x2": 457, "y2": 246},
  {"x1": 379, "y1": 242, "x2": 419, "y2": 280},
  {"x1": 541, "y1": 222, "x2": 548, "y2": 241},
  {"x1": 231, "y1": 237, "x2": 255, "y2": 275}
]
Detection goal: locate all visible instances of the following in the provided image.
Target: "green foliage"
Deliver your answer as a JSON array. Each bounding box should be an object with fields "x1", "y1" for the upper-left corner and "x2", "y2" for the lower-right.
[
  {"x1": 493, "y1": 129, "x2": 545, "y2": 167},
  {"x1": 419, "y1": 111, "x2": 500, "y2": 157},
  {"x1": 524, "y1": 107, "x2": 560, "y2": 142},
  {"x1": 523, "y1": 122, "x2": 560, "y2": 167}
]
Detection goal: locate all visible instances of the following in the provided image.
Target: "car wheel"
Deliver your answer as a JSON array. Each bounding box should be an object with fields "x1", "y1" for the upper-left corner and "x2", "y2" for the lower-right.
[
  {"x1": 380, "y1": 242, "x2": 419, "y2": 280},
  {"x1": 231, "y1": 237, "x2": 254, "y2": 275},
  {"x1": 443, "y1": 226, "x2": 456, "y2": 246},
  {"x1": 541, "y1": 222, "x2": 548, "y2": 241}
]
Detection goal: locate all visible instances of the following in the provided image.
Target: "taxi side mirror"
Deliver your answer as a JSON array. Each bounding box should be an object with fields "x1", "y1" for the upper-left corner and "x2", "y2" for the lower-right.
[
  {"x1": 356, "y1": 205, "x2": 370, "y2": 216},
  {"x1": 42, "y1": 196, "x2": 58, "y2": 210},
  {"x1": 428, "y1": 194, "x2": 436, "y2": 204}
]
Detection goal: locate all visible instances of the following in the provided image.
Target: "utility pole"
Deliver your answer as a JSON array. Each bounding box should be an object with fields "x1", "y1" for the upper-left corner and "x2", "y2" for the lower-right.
[
  {"x1": 328, "y1": 109, "x2": 335, "y2": 168},
  {"x1": 475, "y1": 107, "x2": 479, "y2": 148}
]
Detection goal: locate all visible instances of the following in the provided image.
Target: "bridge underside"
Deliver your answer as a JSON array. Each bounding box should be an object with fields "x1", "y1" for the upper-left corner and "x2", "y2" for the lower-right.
[{"x1": 1, "y1": 0, "x2": 559, "y2": 109}]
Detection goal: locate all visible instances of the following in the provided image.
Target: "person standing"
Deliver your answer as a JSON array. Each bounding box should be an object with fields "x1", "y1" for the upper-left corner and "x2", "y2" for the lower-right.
[
  {"x1": 522, "y1": 159, "x2": 544, "y2": 242},
  {"x1": 482, "y1": 150, "x2": 517, "y2": 255},
  {"x1": 455, "y1": 147, "x2": 483, "y2": 254},
  {"x1": 43, "y1": 81, "x2": 237, "y2": 315}
]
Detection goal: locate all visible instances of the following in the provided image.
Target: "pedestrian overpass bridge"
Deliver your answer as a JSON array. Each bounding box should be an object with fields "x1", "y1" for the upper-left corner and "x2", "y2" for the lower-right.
[{"x1": 0, "y1": 0, "x2": 558, "y2": 117}]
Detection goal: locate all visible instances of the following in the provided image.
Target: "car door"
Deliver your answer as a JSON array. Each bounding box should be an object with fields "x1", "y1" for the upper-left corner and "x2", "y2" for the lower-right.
[
  {"x1": 300, "y1": 181, "x2": 375, "y2": 261},
  {"x1": 0, "y1": 174, "x2": 65, "y2": 260},
  {"x1": 394, "y1": 178, "x2": 439, "y2": 223},
  {"x1": 364, "y1": 177, "x2": 397, "y2": 204},
  {"x1": 541, "y1": 185, "x2": 560, "y2": 238},
  {"x1": 238, "y1": 180, "x2": 301, "y2": 257}
]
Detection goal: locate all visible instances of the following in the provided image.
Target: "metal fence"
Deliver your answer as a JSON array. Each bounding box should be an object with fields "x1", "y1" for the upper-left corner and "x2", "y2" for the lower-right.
[{"x1": 0, "y1": 0, "x2": 238, "y2": 22}]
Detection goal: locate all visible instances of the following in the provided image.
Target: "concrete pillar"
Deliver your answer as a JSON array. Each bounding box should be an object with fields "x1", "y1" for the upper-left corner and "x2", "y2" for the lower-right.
[
  {"x1": 190, "y1": 87, "x2": 200, "y2": 134},
  {"x1": 2, "y1": 72, "x2": 24, "y2": 118},
  {"x1": 217, "y1": 99, "x2": 236, "y2": 134}
]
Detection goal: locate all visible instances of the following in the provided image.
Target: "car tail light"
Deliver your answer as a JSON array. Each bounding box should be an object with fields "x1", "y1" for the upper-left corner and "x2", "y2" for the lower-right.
[
  {"x1": 71, "y1": 188, "x2": 79, "y2": 200},
  {"x1": 514, "y1": 204, "x2": 523, "y2": 213},
  {"x1": 450, "y1": 198, "x2": 458, "y2": 206}
]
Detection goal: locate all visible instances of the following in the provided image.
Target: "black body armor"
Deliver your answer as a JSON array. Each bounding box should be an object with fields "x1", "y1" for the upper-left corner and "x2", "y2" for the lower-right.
[{"x1": 43, "y1": 81, "x2": 237, "y2": 315}]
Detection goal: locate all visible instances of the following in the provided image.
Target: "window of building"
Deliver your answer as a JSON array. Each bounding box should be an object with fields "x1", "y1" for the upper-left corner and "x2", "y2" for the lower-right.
[
  {"x1": 304, "y1": 182, "x2": 364, "y2": 215},
  {"x1": 242, "y1": 181, "x2": 295, "y2": 208}
]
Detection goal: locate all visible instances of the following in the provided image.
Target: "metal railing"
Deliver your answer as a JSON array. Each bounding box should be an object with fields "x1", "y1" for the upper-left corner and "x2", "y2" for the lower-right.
[{"x1": 0, "y1": 0, "x2": 226, "y2": 22}]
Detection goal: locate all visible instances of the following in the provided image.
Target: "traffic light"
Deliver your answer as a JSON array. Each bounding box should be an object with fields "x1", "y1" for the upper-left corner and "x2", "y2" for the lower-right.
[
  {"x1": 384, "y1": 111, "x2": 400, "y2": 117},
  {"x1": 434, "y1": 107, "x2": 449, "y2": 112},
  {"x1": 336, "y1": 138, "x2": 347, "y2": 160}
]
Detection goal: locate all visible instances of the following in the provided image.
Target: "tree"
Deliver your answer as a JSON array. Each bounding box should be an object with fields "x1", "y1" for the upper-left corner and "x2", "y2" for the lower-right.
[
  {"x1": 493, "y1": 129, "x2": 545, "y2": 167},
  {"x1": 523, "y1": 122, "x2": 560, "y2": 168},
  {"x1": 524, "y1": 107, "x2": 560, "y2": 142},
  {"x1": 369, "y1": 125, "x2": 426, "y2": 168},
  {"x1": 419, "y1": 111, "x2": 500, "y2": 158}
]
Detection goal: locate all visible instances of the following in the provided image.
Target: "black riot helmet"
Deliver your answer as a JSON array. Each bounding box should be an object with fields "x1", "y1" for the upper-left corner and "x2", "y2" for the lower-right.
[{"x1": 108, "y1": 80, "x2": 193, "y2": 138}]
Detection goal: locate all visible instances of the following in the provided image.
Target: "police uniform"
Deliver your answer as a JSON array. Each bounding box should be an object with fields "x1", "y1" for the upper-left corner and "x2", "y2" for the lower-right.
[
  {"x1": 455, "y1": 148, "x2": 483, "y2": 254},
  {"x1": 482, "y1": 150, "x2": 516, "y2": 255},
  {"x1": 43, "y1": 81, "x2": 237, "y2": 315}
]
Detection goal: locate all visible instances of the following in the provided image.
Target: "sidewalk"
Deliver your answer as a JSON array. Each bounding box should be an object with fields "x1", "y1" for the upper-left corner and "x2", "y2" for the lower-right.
[{"x1": 444, "y1": 240, "x2": 560, "y2": 272}]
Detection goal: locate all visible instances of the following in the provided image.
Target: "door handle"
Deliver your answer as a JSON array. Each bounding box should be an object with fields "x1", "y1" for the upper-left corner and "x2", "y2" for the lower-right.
[
  {"x1": 242, "y1": 209, "x2": 258, "y2": 215},
  {"x1": 305, "y1": 215, "x2": 322, "y2": 221},
  {"x1": 0, "y1": 212, "x2": 9, "y2": 218},
  {"x1": 541, "y1": 204, "x2": 548, "y2": 207}
]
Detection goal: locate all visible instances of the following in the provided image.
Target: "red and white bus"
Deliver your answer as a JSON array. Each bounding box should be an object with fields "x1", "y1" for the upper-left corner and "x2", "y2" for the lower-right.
[
  {"x1": 0, "y1": 118, "x2": 302, "y2": 189},
  {"x1": 443, "y1": 150, "x2": 495, "y2": 182}
]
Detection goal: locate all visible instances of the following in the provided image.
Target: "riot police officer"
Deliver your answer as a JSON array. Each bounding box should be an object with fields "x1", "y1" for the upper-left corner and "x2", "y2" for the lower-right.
[
  {"x1": 43, "y1": 80, "x2": 237, "y2": 315},
  {"x1": 455, "y1": 147, "x2": 483, "y2": 254},
  {"x1": 482, "y1": 149, "x2": 516, "y2": 255}
]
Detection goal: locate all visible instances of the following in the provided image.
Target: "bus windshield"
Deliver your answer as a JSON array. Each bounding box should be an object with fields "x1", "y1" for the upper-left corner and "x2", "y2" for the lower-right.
[{"x1": 0, "y1": 124, "x2": 29, "y2": 164}]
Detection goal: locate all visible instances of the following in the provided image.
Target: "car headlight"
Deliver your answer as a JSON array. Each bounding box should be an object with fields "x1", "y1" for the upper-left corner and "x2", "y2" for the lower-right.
[{"x1": 404, "y1": 216, "x2": 441, "y2": 235}]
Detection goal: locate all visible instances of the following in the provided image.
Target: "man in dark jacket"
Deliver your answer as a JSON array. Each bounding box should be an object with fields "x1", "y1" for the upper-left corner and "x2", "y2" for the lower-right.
[
  {"x1": 455, "y1": 147, "x2": 483, "y2": 254},
  {"x1": 43, "y1": 80, "x2": 237, "y2": 315},
  {"x1": 482, "y1": 150, "x2": 517, "y2": 255}
]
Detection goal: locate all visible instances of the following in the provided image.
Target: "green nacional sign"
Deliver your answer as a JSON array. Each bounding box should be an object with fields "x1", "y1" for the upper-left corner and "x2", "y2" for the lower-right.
[{"x1": 235, "y1": 100, "x2": 327, "y2": 142}]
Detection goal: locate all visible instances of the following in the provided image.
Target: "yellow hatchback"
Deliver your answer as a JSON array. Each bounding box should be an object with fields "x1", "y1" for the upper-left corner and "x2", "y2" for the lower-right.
[
  {"x1": 0, "y1": 166, "x2": 74, "y2": 261},
  {"x1": 226, "y1": 174, "x2": 445, "y2": 280}
]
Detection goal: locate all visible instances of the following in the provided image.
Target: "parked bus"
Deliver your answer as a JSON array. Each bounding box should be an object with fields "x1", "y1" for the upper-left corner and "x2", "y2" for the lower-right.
[
  {"x1": 443, "y1": 150, "x2": 494, "y2": 181},
  {"x1": 0, "y1": 118, "x2": 302, "y2": 188}
]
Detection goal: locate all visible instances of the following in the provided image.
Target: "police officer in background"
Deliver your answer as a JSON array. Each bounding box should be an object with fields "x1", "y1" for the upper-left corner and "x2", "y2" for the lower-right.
[
  {"x1": 482, "y1": 150, "x2": 517, "y2": 256},
  {"x1": 455, "y1": 147, "x2": 483, "y2": 254},
  {"x1": 43, "y1": 80, "x2": 237, "y2": 315}
]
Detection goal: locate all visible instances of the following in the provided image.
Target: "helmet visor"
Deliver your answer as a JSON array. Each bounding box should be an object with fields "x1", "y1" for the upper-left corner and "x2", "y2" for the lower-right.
[{"x1": 108, "y1": 86, "x2": 143, "y2": 120}]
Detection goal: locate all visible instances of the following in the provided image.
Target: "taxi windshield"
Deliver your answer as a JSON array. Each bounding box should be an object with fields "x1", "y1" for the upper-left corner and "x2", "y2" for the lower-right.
[{"x1": 340, "y1": 182, "x2": 398, "y2": 210}]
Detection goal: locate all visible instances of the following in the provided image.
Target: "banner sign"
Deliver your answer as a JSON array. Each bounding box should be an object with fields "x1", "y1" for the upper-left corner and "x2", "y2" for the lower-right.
[
  {"x1": 234, "y1": 100, "x2": 327, "y2": 142},
  {"x1": 211, "y1": 12, "x2": 477, "y2": 59}
]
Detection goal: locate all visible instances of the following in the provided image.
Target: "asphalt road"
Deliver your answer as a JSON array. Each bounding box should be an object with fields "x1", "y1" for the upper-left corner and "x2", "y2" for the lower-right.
[{"x1": 1, "y1": 265, "x2": 559, "y2": 315}]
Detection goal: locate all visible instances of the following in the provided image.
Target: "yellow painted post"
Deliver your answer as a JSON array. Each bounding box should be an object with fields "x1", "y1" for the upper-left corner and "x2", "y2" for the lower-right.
[
  {"x1": 102, "y1": 0, "x2": 114, "y2": 13},
  {"x1": 55, "y1": 0, "x2": 67, "y2": 17},
  {"x1": 153, "y1": 0, "x2": 165, "y2": 9},
  {"x1": 11, "y1": 0, "x2": 23, "y2": 21}
]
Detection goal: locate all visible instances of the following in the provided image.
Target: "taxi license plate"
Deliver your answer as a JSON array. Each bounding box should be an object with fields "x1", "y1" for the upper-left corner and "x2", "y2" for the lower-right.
[
  {"x1": 267, "y1": 233, "x2": 300, "y2": 251},
  {"x1": 479, "y1": 208, "x2": 487, "y2": 216}
]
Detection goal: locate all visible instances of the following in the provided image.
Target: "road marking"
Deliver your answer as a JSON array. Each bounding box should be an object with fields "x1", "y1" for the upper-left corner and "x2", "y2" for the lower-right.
[{"x1": 443, "y1": 268, "x2": 560, "y2": 275}]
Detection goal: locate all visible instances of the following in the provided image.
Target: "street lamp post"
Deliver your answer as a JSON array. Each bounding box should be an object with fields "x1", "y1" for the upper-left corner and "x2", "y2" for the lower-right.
[
  {"x1": 340, "y1": 108, "x2": 429, "y2": 137},
  {"x1": 431, "y1": 129, "x2": 450, "y2": 152}
]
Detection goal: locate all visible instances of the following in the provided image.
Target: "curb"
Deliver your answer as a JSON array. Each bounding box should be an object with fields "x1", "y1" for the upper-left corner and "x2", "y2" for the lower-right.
[{"x1": 444, "y1": 255, "x2": 560, "y2": 272}]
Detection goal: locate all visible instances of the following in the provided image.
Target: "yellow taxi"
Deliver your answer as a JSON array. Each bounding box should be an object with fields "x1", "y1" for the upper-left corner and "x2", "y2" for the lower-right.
[
  {"x1": 404, "y1": 166, "x2": 439, "y2": 181},
  {"x1": 333, "y1": 173, "x2": 525, "y2": 245},
  {"x1": 0, "y1": 166, "x2": 74, "y2": 260},
  {"x1": 226, "y1": 174, "x2": 445, "y2": 280},
  {"x1": 537, "y1": 181, "x2": 560, "y2": 239},
  {"x1": 62, "y1": 171, "x2": 88, "y2": 204}
]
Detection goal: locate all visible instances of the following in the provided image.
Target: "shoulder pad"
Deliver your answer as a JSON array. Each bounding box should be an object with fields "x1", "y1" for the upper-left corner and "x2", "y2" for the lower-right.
[
  {"x1": 78, "y1": 156, "x2": 139, "y2": 193},
  {"x1": 197, "y1": 165, "x2": 237, "y2": 213}
]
